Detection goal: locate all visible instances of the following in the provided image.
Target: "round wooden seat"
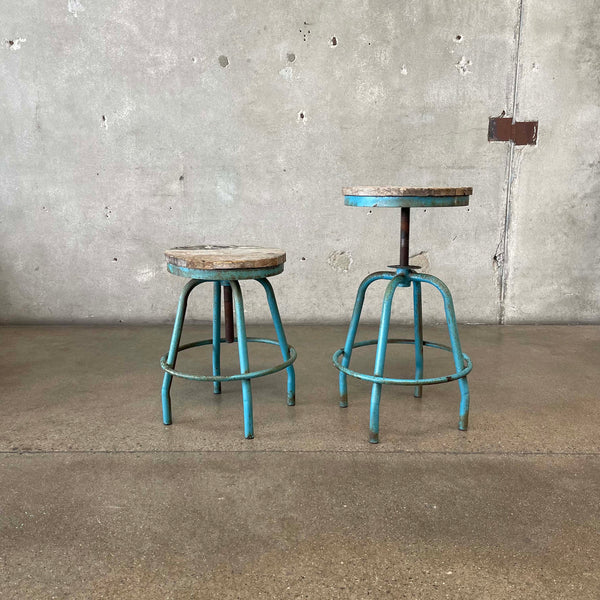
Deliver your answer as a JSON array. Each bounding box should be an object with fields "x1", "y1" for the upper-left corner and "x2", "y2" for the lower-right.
[
  {"x1": 343, "y1": 186, "x2": 472, "y2": 208},
  {"x1": 165, "y1": 245, "x2": 286, "y2": 270}
]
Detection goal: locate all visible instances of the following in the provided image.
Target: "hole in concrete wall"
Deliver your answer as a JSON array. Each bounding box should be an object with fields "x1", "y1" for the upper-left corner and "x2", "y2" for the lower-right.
[
  {"x1": 287, "y1": 52, "x2": 296, "y2": 62},
  {"x1": 218, "y1": 55, "x2": 229, "y2": 68},
  {"x1": 5, "y1": 38, "x2": 26, "y2": 50},
  {"x1": 298, "y1": 110, "x2": 306, "y2": 122},
  {"x1": 455, "y1": 35, "x2": 463, "y2": 42},
  {"x1": 329, "y1": 36, "x2": 338, "y2": 47},
  {"x1": 301, "y1": 257, "x2": 306, "y2": 261},
  {"x1": 113, "y1": 257, "x2": 118, "y2": 262},
  {"x1": 179, "y1": 174, "x2": 184, "y2": 181}
]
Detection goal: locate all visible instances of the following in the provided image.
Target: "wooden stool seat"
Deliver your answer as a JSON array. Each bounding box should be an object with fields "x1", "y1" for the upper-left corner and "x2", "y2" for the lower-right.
[
  {"x1": 343, "y1": 186, "x2": 471, "y2": 208},
  {"x1": 165, "y1": 245, "x2": 286, "y2": 271}
]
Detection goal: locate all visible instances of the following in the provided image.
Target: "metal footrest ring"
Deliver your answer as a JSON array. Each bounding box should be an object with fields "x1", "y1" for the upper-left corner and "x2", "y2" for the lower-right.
[
  {"x1": 332, "y1": 338, "x2": 472, "y2": 386},
  {"x1": 161, "y1": 337, "x2": 297, "y2": 382}
]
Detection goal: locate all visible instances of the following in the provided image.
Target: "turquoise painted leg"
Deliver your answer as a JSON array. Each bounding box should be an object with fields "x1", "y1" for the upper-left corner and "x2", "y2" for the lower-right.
[
  {"x1": 161, "y1": 279, "x2": 205, "y2": 425},
  {"x1": 230, "y1": 280, "x2": 254, "y2": 439},
  {"x1": 413, "y1": 273, "x2": 470, "y2": 430},
  {"x1": 339, "y1": 272, "x2": 395, "y2": 408},
  {"x1": 212, "y1": 282, "x2": 222, "y2": 395},
  {"x1": 257, "y1": 278, "x2": 296, "y2": 406},
  {"x1": 413, "y1": 280, "x2": 424, "y2": 398},
  {"x1": 369, "y1": 274, "x2": 406, "y2": 443}
]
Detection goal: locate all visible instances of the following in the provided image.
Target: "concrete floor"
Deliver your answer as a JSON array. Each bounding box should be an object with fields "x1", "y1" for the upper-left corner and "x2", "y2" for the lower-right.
[{"x1": 1, "y1": 323, "x2": 599, "y2": 598}]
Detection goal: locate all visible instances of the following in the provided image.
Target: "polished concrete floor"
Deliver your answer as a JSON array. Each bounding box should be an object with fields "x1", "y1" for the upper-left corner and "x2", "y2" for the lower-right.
[{"x1": 1, "y1": 324, "x2": 599, "y2": 598}]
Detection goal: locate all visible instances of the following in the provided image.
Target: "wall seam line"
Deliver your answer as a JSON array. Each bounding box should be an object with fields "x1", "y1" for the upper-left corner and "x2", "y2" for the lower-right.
[{"x1": 498, "y1": 0, "x2": 525, "y2": 325}]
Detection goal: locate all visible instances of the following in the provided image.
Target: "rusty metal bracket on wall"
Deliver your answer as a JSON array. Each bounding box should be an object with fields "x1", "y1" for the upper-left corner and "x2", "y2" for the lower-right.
[{"x1": 488, "y1": 116, "x2": 538, "y2": 145}]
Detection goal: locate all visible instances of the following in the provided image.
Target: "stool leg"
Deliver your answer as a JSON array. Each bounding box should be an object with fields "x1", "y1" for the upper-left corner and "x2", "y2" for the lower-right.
[
  {"x1": 369, "y1": 274, "x2": 405, "y2": 443},
  {"x1": 413, "y1": 280, "x2": 424, "y2": 398},
  {"x1": 413, "y1": 273, "x2": 470, "y2": 430},
  {"x1": 229, "y1": 280, "x2": 254, "y2": 439},
  {"x1": 257, "y1": 278, "x2": 296, "y2": 406},
  {"x1": 212, "y1": 282, "x2": 222, "y2": 394},
  {"x1": 161, "y1": 279, "x2": 204, "y2": 425},
  {"x1": 339, "y1": 272, "x2": 395, "y2": 407}
]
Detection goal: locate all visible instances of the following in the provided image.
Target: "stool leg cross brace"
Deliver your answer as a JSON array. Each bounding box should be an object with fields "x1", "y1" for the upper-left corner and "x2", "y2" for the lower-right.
[{"x1": 333, "y1": 207, "x2": 472, "y2": 443}]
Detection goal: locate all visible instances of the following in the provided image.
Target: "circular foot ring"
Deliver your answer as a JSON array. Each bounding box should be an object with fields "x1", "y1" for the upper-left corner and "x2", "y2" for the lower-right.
[
  {"x1": 161, "y1": 337, "x2": 297, "y2": 382},
  {"x1": 332, "y1": 338, "x2": 472, "y2": 386}
]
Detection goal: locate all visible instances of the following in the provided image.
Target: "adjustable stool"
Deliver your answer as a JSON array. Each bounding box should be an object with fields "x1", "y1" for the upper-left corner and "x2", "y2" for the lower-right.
[
  {"x1": 332, "y1": 187, "x2": 473, "y2": 443},
  {"x1": 160, "y1": 245, "x2": 296, "y2": 439}
]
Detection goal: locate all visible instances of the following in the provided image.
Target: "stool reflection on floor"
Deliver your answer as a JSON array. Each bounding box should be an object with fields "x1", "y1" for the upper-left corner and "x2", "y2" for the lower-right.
[
  {"x1": 160, "y1": 245, "x2": 296, "y2": 439},
  {"x1": 333, "y1": 187, "x2": 473, "y2": 443}
]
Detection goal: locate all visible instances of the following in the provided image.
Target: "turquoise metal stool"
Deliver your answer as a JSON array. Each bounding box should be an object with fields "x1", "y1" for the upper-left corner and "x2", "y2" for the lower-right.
[
  {"x1": 333, "y1": 187, "x2": 473, "y2": 443},
  {"x1": 160, "y1": 245, "x2": 297, "y2": 439}
]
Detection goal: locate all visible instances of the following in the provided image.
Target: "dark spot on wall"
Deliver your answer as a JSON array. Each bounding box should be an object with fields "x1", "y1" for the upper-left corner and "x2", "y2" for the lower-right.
[
  {"x1": 101, "y1": 115, "x2": 106, "y2": 122},
  {"x1": 218, "y1": 55, "x2": 229, "y2": 68},
  {"x1": 301, "y1": 257, "x2": 306, "y2": 261},
  {"x1": 113, "y1": 257, "x2": 118, "y2": 262},
  {"x1": 179, "y1": 174, "x2": 184, "y2": 181},
  {"x1": 455, "y1": 35, "x2": 462, "y2": 41},
  {"x1": 299, "y1": 111, "x2": 305, "y2": 119},
  {"x1": 330, "y1": 36, "x2": 337, "y2": 46},
  {"x1": 7, "y1": 40, "x2": 14, "y2": 46},
  {"x1": 287, "y1": 52, "x2": 296, "y2": 62}
]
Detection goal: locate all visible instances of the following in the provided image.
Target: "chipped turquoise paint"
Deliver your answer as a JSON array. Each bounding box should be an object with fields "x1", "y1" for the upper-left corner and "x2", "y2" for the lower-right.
[
  {"x1": 344, "y1": 195, "x2": 469, "y2": 208},
  {"x1": 338, "y1": 271, "x2": 396, "y2": 408},
  {"x1": 167, "y1": 263, "x2": 284, "y2": 280},
  {"x1": 257, "y1": 278, "x2": 296, "y2": 406},
  {"x1": 160, "y1": 272, "x2": 296, "y2": 438},
  {"x1": 333, "y1": 269, "x2": 471, "y2": 443},
  {"x1": 212, "y1": 281, "x2": 222, "y2": 395}
]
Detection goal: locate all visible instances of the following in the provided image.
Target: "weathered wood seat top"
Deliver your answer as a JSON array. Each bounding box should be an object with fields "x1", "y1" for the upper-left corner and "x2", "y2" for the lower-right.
[
  {"x1": 165, "y1": 245, "x2": 286, "y2": 270},
  {"x1": 343, "y1": 186, "x2": 472, "y2": 208},
  {"x1": 343, "y1": 186, "x2": 472, "y2": 197}
]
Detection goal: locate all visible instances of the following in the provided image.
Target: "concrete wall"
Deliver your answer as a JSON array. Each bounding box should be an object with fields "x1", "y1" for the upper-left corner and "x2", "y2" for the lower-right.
[{"x1": 1, "y1": 0, "x2": 598, "y2": 324}]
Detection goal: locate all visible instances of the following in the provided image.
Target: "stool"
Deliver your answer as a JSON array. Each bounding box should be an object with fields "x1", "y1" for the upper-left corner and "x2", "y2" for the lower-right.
[
  {"x1": 160, "y1": 245, "x2": 297, "y2": 439},
  {"x1": 332, "y1": 187, "x2": 473, "y2": 443}
]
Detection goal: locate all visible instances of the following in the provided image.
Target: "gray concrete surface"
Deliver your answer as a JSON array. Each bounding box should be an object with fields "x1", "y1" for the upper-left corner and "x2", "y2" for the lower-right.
[
  {"x1": 1, "y1": 324, "x2": 599, "y2": 598},
  {"x1": 1, "y1": 1, "x2": 599, "y2": 325}
]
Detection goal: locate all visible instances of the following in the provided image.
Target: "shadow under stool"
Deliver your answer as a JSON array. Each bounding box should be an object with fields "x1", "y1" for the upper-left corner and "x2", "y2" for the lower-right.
[
  {"x1": 160, "y1": 245, "x2": 296, "y2": 439},
  {"x1": 332, "y1": 187, "x2": 473, "y2": 443}
]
